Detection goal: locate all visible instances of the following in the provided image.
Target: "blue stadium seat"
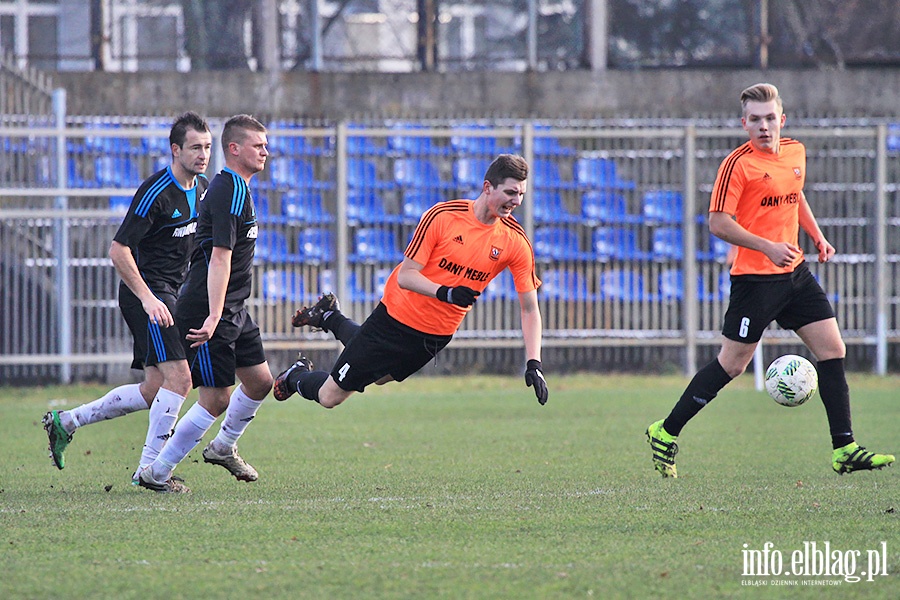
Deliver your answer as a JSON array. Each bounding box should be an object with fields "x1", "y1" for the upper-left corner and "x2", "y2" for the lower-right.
[
  {"x1": 140, "y1": 119, "x2": 171, "y2": 155},
  {"x1": 68, "y1": 157, "x2": 87, "y2": 188},
  {"x1": 887, "y1": 123, "x2": 900, "y2": 152},
  {"x1": 402, "y1": 190, "x2": 444, "y2": 223},
  {"x1": 255, "y1": 230, "x2": 292, "y2": 263},
  {"x1": 348, "y1": 268, "x2": 392, "y2": 301},
  {"x1": 267, "y1": 121, "x2": 328, "y2": 157},
  {"x1": 581, "y1": 191, "x2": 642, "y2": 224},
  {"x1": 109, "y1": 196, "x2": 132, "y2": 215},
  {"x1": 94, "y1": 156, "x2": 142, "y2": 187},
  {"x1": 651, "y1": 227, "x2": 683, "y2": 260},
  {"x1": 261, "y1": 269, "x2": 306, "y2": 302},
  {"x1": 539, "y1": 269, "x2": 592, "y2": 300},
  {"x1": 297, "y1": 227, "x2": 334, "y2": 263},
  {"x1": 598, "y1": 269, "x2": 646, "y2": 301},
  {"x1": 348, "y1": 158, "x2": 396, "y2": 190},
  {"x1": 481, "y1": 269, "x2": 518, "y2": 300},
  {"x1": 532, "y1": 124, "x2": 576, "y2": 157},
  {"x1": 574, "y1": 157, "x2": 636, "y2": 190},
  {"x1": 532, "y1": 191, "x2": 580, "y2": 224},
  {"x1": 281, "y1": 192, "x2": 333, "y2": 224},
  {"x1": 592, "y1": 227, "x2": 649, "y2": 261},
  {"x1": 387, "y1": 123, "x2": 448, "y2": 155},
  {"x1": 347, "y1": 191, "x2": 402, "y2": 224},
  {"x1": 346, "y1": 123, "x2": 388, "y2": 155},
  {"x1": 83, "y1": 122, "x2": 132, "y2": 154},
  {"x1": 450, "y1": 125, "x2": 517, "y2": 155},
  {"x1": 349, "y1": 227, "x2": 403, "y2": 263},
  {"x1": 533, "y1": 227, "x2": 591, "y2": 261},
  {"x1": 394, "y1": 158, "x2": 453, "y2": 190},
  {"x1": 269, "y1": 159, "x2": 333, "y2": 190},
  {"x1": 658, "y1": 268, "x2": 685, "y2": 301},
  {"x1": 533, "y1": 159, "x2": 577, "y2": 190},
  {"x1": 253, "y1": 196, "x2": 276, "y2": 223},
  {"x1": 642, "y1": 190, "x2": 683, "y2": 224},
  {"x1": 453, "y1": 158, "x2": 492, "y2": 192},
  {"x1": 697, "y1": 233, "x2": 731, "y2": 261}
]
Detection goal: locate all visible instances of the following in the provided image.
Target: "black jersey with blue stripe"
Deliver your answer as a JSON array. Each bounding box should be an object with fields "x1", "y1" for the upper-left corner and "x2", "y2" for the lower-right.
[
  {"x1": 180, "y1": 167, "x2": 259, "y2": 318},
  {"x1": 113, "y1": 166, "x2": 208, "y2": 296}
]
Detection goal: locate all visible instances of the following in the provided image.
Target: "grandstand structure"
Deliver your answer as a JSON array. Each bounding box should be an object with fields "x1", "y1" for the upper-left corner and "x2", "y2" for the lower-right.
[{"x1": 2, "y1": 79, "x2": 899, "y2": 382}]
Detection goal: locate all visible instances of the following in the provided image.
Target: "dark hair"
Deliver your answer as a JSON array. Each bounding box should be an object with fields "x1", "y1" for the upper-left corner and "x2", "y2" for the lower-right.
[
  {"x1": 221, "y1": 114, "x2": 267, "y2": 152},
  {"x1": 169, "y1": 111, "x2": 209, "y2": 148},
  {"x1": 484, "y1": 154, "x2": 529, "y2": 187}
]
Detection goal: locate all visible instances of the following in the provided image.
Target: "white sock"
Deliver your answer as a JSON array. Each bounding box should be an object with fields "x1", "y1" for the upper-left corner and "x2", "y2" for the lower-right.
[
  {"x1": 210, "y1": 387, "x2": 264, "y2": 452},
  {"x1": 150, "y1": 403, "x2": 216, "y2": 482},
  {"x1": 65, "y1": 384, "x2": 147, "y2": 433},
  {"x1": 137, "y1": 388, "x2": 186, "y2": 470}
]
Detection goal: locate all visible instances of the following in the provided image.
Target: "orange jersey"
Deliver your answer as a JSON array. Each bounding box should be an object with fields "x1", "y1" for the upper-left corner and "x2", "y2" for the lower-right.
[
  {"x1": 381, "y1": 200, "x2": 541, "y2": 335},
  {"x1": 709, "y1": 138, "x2": 806, "y2": 276}
]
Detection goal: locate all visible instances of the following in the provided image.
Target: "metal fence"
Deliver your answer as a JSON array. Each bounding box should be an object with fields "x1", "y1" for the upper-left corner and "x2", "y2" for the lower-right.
[{"x1": 2, "y1": 100, "x2": 899, "y2": 384}]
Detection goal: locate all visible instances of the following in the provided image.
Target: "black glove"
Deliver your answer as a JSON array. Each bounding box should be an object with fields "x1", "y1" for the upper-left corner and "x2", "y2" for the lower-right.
[
  {"x1": 524, "y1": 359, "x2": 548, "y2": 405},
  {"x1": 436, "y1": 285, "x2": 480, "y2": 307}
]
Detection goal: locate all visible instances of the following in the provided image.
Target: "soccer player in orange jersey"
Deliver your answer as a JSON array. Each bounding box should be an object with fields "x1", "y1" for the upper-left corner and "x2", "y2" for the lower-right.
[
  {"x1": 273, "y1": 154, "x2": 548, "y2": 408},
  {"x1": 646, "y1": 83, "x2": 894, "y2": 478}
]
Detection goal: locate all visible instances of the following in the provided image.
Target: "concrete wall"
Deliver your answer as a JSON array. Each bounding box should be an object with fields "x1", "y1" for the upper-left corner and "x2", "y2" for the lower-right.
[{"x1": 53, "y1": 69, "x2": 900, "y2": 119}]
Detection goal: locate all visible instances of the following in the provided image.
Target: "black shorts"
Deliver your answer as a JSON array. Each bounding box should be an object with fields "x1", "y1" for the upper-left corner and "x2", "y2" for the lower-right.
[
  {"x1": 176, "y1": 307, "x2": 267, "y2": 389},
  {"x1": 330, "y1": 303, "x2": 452, "y2": 393},
  {"x1": 722, "y1": 263, "x2": 835, "y2": 344},
  {"x1": 119, "y1": 287, "x2": 187, "y2": 370}
]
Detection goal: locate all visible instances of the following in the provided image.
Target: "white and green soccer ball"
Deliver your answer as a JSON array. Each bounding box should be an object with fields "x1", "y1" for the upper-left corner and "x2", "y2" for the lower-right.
[{"x1": 765, "y1": 354, "x2": 819, "y2": 407}]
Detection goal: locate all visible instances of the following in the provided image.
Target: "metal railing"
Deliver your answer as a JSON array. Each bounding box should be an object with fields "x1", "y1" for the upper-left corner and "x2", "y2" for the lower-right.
[{"x1": 2, "y1": 99, "x2": 899, "y2": 383}]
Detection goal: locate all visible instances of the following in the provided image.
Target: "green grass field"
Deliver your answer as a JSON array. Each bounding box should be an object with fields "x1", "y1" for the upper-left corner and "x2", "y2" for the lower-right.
[{"x1": 1, "y1": 374, "x2": 897, "y2": 599}]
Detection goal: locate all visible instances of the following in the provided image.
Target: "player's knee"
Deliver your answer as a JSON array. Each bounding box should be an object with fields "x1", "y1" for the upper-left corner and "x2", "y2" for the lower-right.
[
  {"x1": 718, "y1": 355, "x2": 750, "y2": 378},
  {"x1": 317, "y1": 383, "x2": 351, "y2": 409},
  {"x1": 167, "y1": 379, "x2": 192, "y2": 398}
]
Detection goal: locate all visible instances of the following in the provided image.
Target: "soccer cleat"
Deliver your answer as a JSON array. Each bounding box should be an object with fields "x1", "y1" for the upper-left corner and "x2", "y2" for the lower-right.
[
  {"x1": 42, "y1": 410, "x2": 73, "y2": 470},
  {"x1": 273, "y1": 353, "x2": 314, "y2": 401},
  {"x1": 832, "y1": 443, "x2": 895, "y2": 475},
  {"x1": 136, "y1": 468, "x2": 190, "y2": 493},
  {"x1": 646, "y1": 419, "x2": 679, "y2": 478},
  {"x1": 202, "y1": 443, "x2": 259, "y2": 482},
  {"x1": 291, "y1": 292, "x2": 339, "y2": 329}
]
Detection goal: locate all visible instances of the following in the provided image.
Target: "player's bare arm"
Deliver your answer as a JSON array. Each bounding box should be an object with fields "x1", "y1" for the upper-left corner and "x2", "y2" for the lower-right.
[
  {"x1": 518, "y1": 289, "x2": 542, "y2": 363},
  {"x1": 798, "y1": 191, "x2": 835, "y2": 263},
  {"x1": 708, "y1": 211, "x2": 800, "y2": 268},
  {"x1": 109, "y1": 240, "x2": 174, "y2": 327},
  {"x1": 187, "y1": 246, "x2": 231, "y2": 348},
  {"x1": 395, "y1": 256, "x2": 441, "y2": 297}
]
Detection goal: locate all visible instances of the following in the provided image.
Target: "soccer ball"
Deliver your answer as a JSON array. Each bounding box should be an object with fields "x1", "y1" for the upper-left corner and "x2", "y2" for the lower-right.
[{"x1": 765, "y1": 354, "x2": 818, "y2": 407}]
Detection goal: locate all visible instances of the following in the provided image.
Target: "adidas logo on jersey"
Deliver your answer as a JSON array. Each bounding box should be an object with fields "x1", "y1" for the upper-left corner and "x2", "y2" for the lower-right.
[
  {"x1": 763, "y1": 173, "x2": 772, "y2": 181},
  {"x1": 172, "y1": 208, "x2": 182, "y2": 218},
  {"x1": 453, "y1": 235, "x2": 464, "y2": 244}
]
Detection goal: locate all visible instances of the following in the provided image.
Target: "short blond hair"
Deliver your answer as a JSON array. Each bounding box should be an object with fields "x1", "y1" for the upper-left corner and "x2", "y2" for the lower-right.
[{"x1": 740, "y1": 83, "x2": 782, "y2": 113}]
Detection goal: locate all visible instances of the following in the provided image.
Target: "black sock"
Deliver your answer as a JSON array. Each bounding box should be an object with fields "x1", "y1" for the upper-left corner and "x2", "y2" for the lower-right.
[
  {"x1": 294, "y1": 370, "x2": 329, "y2": 403},
  {"x1": 663, "y1": 359, "x2": 733, "y2": 436},
  {"x1": 816, "y1": 357, "x2": 854, "y2": 449},
  {"x1": 323, "y1": 312, "x2": 360, "y2": 346}
]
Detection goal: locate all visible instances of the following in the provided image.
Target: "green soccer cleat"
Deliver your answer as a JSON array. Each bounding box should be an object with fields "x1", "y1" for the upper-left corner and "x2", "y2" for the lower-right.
[
  {"x1": 832, "y1": 443, "x2": 895, "y2": 475},
  {"x1": 42, "y1": 410, "x2": 73, "y2": 470},
  {"x1": 646, "y1": 419, "x2": 678, "y2": 478}
]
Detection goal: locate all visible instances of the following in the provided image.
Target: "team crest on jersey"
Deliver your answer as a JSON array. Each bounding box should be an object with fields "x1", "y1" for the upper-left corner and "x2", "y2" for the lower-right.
[
  {"x1": 489, "y1": 246, "x2": 502, "y2": 261},
  {"x1": 793, "y1": 167, "x2": 802, "y2": 179}
]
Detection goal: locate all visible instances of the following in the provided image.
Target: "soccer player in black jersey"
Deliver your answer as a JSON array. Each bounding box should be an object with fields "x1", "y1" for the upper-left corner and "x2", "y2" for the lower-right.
[
  {"x1": 138, "y1": 115, "x2": 274, "y2": 493},
  {"x1": 43, "y1": 112, "x2": 212, "y2": 479}
]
